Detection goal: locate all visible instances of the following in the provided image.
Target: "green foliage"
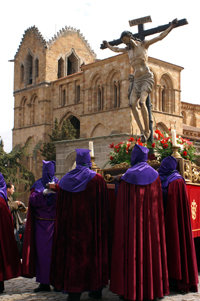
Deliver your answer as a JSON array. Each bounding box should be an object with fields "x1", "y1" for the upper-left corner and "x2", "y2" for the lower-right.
[
  {"x1": 61, "y1": 119, "x2": 77, "y2": 140},
  {"x1": 40, "y1": 118, "x2": 77, "y2": 161},
  {"x1": 51, "y1": 118, "x2": 60, "y2": 141},
  {"x1": 0, "y1": 137, "x2": 35, "y2": 190},
  {"x1": 40, "y1": 142, "x2": 56, "y2": 161}
]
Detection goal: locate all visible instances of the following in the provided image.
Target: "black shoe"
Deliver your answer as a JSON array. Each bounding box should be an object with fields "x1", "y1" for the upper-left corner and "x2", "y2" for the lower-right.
[
  {"x1": 0, "y1": 281, "x2": 4, "y2": 294},
  {"x1": 34, "y1": 283, "x2": 51, "y2": 292},
  {"x1": 68, "y1": 292, "x2": 81, "y2": 301},
  {"x1": 88, "y1": 289, "x2": 102, "y2": 299},
  {"x1": 54, "y1": 287, "x2": 61, "y2": 292},
  {"x1": 179, "y1": 290, "x2": 187, "y2": 295}
]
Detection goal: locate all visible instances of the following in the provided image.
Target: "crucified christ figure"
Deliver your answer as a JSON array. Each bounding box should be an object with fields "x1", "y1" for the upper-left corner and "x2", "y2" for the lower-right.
[{"x1": 102, "y1": 19, "x2": 177, "y2": 142}]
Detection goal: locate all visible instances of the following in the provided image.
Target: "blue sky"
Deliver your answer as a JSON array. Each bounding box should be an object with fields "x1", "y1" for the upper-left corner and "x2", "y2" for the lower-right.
[{"x1": 0, "y1": 0, "x2": 199, "y2": 152}]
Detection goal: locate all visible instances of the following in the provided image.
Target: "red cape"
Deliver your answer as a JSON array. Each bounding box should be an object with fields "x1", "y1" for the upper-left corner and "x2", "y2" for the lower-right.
[
  {"x1": 110, "y1": 177, "x2": 169, "y2": 301},
  {"x1": 165, "y1": 178, "x2": 198, "y2": 292},
  {"x1": 0, "y1": 197, "x2": 21, "y2": 281},
  {"x1": 22, "y1": 194, "x2": 36, "y2": 278},
  {"x1": 50, "y1": 174, "x2": 109, "y2": 292}
]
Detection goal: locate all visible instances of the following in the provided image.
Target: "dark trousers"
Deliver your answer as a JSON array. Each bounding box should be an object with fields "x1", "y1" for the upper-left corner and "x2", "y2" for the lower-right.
[
  {"x1": 0, "y1": 281, "x2": 4, "y2": 293},
  {"x1": 68, "y1": 292, "x2": 81, "y2": 301}
]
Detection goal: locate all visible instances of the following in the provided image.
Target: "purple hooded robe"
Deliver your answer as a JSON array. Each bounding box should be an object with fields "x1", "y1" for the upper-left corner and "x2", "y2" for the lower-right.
[{"x1": 22, "y1": 161, "x2": 58, "y2": 284}]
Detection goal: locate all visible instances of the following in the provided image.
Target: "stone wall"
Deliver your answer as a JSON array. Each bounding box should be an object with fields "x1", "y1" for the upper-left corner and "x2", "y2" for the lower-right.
[
  {"x1": 55, "y1": 133, "x2": 131, "y2": 178},
  {"x1": 181, "y1": 102, "x2": 200, "y2": 128}
]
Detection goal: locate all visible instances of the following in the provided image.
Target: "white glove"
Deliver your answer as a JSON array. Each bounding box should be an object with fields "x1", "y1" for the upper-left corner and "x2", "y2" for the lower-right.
[{"x1": 43, "y1": 189, "x2": 56, "y2": 195}]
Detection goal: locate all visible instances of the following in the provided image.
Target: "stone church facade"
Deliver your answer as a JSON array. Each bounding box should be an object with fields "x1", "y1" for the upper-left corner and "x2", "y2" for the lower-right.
[{"x1": 12, "y1": 26, "x2": 200, "y2": 179}]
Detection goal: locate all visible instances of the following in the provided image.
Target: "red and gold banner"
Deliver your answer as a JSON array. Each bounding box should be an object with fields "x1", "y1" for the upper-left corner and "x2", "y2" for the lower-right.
[{"x1": 186, "y1": 184, "x2": 200, "y2": 238}]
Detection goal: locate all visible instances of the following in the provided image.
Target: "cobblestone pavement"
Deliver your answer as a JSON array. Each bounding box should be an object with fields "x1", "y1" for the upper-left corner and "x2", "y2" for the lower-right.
[{"x1": 1, "y1": 276, "x2": 200, "y2": 301}]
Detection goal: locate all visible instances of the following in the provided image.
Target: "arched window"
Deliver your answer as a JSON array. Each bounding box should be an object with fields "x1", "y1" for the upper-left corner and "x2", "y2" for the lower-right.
[
  {"x1": 161, "y1": 86, "x2": 166, "y2": 112},
  {"x1": 114, "y1": 81, "x2": 120, "y2": 108},
  {"x1": 30, "y1": 101, "x2": 35, "y2": 124},
  {"x1": 21, "y1": 97, "x2": 27, "y2": 127},
  {"x1": 160, "y1": 74, "x2": 174, "y2": 113},
  {"x1": 20, "y1": 64, "x2": 24, "y2": 83},
  {"x1": 98, "y1": 87, "x2": 102, "y2": 111},
  {"x1": 91, "y1": 123, "x2": 106, "y2": 137},
  {"x1": 69, "y1": 115, "x2": 80, "y2": 138},
  {"x1": 90, "y1": 74, "x2": 103, "y2": 112},
  {"x1": 190, "y1": 113, "x2": 196, "y2": 127},
  {"x1": 30, "y1": 95, "x2": 38, "y2": 124},
  {"x1": 35, "y1": 58, "x2": 39, "y2": 78},
  {"x1": 65, "y1": 151, "x2": 77, "y2": 172},
  {"x1": 60, "y1": 115, "x2": 80, "y2": 139},
  {"x1": 58, "y1": 58, "x2": 64, "y2": 78},
  {"x1": 97, "y1": 86, "x2": 104, "y2": 111},
  {"x1": 67, "y1": 51, "x2": 79, "y2": 75},
  {"x1": 106, "y1": 70, "x2": 121, "y2": 109},
  {"x1": 181, "y1": 111, "x2": 187, "y2": 124},
  {"x1": 114, "y1": 83, "x2": 117, "y2": 107},
  {"x1": 156, "y1": 122, "x2": 169, "y2": 134},
  {"x1": 62, "y1": 89, "x2": 66, "y2": 106},
  {"x1": 76, "y1": 85, "x2": 80, "y2": 103},
  {"x1": 27, "y1": 53, "x2": 33, "y2": 84}
]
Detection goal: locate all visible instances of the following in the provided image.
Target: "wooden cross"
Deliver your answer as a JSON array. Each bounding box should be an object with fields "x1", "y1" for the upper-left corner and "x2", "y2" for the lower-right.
[
  {"x1": 100, "y1": 17, "x2": 188, "y2": 48},
  {"x1": 100, "y1": 17, "x2": 188, "y2": 144}
]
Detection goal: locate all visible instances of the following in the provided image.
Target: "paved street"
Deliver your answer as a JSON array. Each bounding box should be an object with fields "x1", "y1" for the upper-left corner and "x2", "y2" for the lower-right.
[{"x1": 1, "y1": 276, "x2": 200, "y2": 301}]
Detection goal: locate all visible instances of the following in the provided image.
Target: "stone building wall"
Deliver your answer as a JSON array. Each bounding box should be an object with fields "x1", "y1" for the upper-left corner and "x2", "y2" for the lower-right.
[
  {"x1": 46, "y1": 29, "x2": 96, "y2": 82},
  {"x1": 14, "y1": 27, "x2": 47, "y2": 92},
  {"x1": 181, "y1": 102, "x2": 200, "y2": 129},
  {"x1": 149, "y1": 57, "x2": 182, "y2": 116},
  {"x1": 181, "y1": 102, "x2": 200, "y2": 154}
]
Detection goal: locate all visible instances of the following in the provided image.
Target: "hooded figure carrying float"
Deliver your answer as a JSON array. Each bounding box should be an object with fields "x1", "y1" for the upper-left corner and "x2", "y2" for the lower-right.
[
  {"x1": 50, "y1": 149, "x2": 109, "y2": 301},
  {"x1": 110, "y1": 144, "x2": 169, "y2": 301}
]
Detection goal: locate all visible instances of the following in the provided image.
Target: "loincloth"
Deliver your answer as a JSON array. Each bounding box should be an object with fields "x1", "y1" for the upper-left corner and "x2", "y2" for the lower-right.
[{"x1": 129, "y1": 71, "x2": 154, "y2": 99}]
